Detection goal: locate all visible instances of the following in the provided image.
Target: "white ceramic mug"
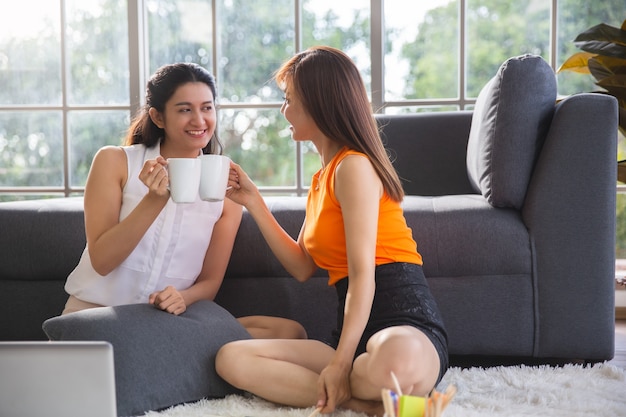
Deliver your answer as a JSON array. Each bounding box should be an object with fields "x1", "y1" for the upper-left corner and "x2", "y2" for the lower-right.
[
  {"x1": 166, "y1": 158, "x2": 202, "y2": 203},
  {"x1": 199, "y1": 154, "x2": 231, "y2": 202}
]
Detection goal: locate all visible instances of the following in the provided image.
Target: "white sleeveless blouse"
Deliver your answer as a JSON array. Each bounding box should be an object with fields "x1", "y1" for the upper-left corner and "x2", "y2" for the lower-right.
[{"x1": 64, "y1": 144, "x2": 223, "y2": 306}]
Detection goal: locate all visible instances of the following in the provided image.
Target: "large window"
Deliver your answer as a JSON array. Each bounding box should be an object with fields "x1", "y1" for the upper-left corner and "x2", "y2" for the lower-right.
[{"x1": 1, "y1": 0, "x2": 625, "y2": 200}]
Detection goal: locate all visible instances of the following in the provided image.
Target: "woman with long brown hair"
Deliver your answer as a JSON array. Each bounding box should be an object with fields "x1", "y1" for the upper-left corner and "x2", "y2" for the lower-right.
[
  {"x1": 62, "y1": 63, "x2": 240, "y2": 316},
  {"x1": 62, "y1": 62, "x2": 305, "y2": 340},
  {"x1": 217, "y1": 46, "x2": 448, "y2": 416}
]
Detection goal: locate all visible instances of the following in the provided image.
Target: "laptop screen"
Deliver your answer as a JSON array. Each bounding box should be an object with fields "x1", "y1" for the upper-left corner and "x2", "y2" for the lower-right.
[{"x1": 0, "y1": 341, "x2": 117, "y2": 417}]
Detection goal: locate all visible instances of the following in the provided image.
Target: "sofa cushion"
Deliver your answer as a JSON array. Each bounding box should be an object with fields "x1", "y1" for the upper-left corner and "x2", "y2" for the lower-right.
[
  {"x1": 42, "y1": 300, "x2": 250, "y2": 417},
  {"x1": 466, "y1": 54, "x2": 556, "y2": 209}
]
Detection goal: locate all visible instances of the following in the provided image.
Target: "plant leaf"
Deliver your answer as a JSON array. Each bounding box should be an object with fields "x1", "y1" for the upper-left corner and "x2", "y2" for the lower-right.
[
  {"x1": 588, "y1": 57, "x2": 622, "y2": 82},
  {"x1": 596, "y1": 73, "x2": 626, "y2": 89},
  {"x1": 557, "y1": 51, "x2": 594, "y2": 74},
  {"x1": 575, "y1": 22, "x2": 626, "y2": 46},
  {"x1": 574, "y1": 23, "x2": 626, "y2": 58},
  {"x1": 594, "y1": 55, "x2": 626, "y2": 74},
  {"x1": 596, "y1": 75, "x2": 626, "y2": 107}
]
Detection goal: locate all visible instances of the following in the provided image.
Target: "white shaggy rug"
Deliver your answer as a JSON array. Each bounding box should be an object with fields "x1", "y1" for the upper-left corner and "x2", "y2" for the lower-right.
[{"x1": 144, "y1": 362, "x2": 626, "y2": 417}]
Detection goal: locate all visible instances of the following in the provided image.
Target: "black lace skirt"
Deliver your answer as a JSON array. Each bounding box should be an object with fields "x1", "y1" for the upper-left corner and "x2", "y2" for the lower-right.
[{"x1": 327, "y1": 262, "x2": 449, "y2": 384}]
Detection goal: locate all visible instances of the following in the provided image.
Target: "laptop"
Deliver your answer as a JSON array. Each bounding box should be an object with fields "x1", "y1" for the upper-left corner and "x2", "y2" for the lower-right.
[{"x1": 0, "y1": 341, "x2": 117, "y2": 417}]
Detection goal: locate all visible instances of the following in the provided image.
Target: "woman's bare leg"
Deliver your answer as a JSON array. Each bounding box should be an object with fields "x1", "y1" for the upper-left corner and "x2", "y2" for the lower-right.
[
  {"x1": 237, "y1": 315, "x2": 308, "y2": 339},
  {"x1": 61, "y1": 295, "x2": 104, "y2": 315},
  {"x1": 216, "y1": 338, "x2": 335, "y2": 407},
  {"x1": 217, "y1": 326, "x2": 441, "y2": 417},
  {"x1": 331, "y1": 326, "x2": 440, "y2": 416},
  {"x1": 351, "y1": 325, "x2": 441, "y2": 398}
]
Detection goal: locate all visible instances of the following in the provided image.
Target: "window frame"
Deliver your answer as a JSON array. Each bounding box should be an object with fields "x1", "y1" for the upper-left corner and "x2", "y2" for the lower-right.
[{"x1": 2, "y1": 0, "x2": 625, "y2": 196}]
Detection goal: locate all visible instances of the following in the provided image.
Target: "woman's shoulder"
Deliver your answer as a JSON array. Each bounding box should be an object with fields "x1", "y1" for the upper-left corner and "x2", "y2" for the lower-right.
[
  {"x1": 85, "y1": 146, "x2": 129, "y2": 190},
  {"x1": 331, "y1": 147, "x2": 368, "y2": 168},
  {"x1": 336, "y1": 149, "x2": 372, "y2": 170},
  {"x1": 89, "y1": 146, "x2": 132, "y2": 182},
  {"x1": 334, "y1": 153, "x2": 378, "y2": 191},
  {"x1": 92, "y1": 145, "x2": 127, "y2": 164},
  {"x1": 94, "y1": 144, "x2": 151, "y2": 166},
  {"x1": 334, "y1": 149, "x2": 381, "y2": 196}
]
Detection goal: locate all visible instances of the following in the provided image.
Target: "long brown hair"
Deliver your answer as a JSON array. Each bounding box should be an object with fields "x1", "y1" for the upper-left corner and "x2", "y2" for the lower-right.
[
  {"x1": 123, "y1": 62, "x2": 223, "y2": 155},
  {"x1": 274, "y1": 46, "x2": 403, "y2": 201}
]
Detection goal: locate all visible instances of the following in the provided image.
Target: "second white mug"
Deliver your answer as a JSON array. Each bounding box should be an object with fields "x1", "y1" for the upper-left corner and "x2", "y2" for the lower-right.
[{"x1": 199, "y1": 154, "x2": 231, "y2": 202}]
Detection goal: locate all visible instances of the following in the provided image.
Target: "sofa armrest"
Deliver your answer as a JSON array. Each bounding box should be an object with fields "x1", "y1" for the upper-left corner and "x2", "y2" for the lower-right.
[{"x1": 522, "y1": 93, "x2": 618, "y2": 360}]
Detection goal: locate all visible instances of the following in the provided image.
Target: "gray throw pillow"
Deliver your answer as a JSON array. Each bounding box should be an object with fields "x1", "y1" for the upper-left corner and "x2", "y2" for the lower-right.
[
  {"x1": 42, "y1": 300, "x2": 250, "y2": 417},
  {"x1": 466, "y1": 54, "x2": 557, "y2": 209}
]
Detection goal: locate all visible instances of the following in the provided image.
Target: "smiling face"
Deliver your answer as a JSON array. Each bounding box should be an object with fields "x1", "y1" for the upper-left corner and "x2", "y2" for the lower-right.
[
  {"x1": 149, "y1": 81, "x2": 216, "y2": 157},
  {"x1": 280, "y1": 84, "x2": 320, "y2": 143}
]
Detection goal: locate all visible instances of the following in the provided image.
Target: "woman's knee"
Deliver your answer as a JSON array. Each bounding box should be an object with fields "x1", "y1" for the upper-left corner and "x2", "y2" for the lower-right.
[
  {"x1": 215, "y1": 340, "x2": 249, "y2": 384},
  {"x1": 362, "y1": 327, "x2": 440, "y2": 394},
  {"x1": 368, "y1": 326, "x2": 431, "y2": 362},
  {"x1": 215, "y1": 342, "x2": 234, "y2": 375}
]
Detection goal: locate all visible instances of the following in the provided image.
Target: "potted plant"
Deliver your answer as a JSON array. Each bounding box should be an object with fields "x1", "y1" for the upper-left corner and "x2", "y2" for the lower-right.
[{"x1": 558, "y1": 18, "x2": 626, "y2": 183}]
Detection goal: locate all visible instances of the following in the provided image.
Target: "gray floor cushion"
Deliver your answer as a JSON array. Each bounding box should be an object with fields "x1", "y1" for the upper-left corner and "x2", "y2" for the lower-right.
[{"x1": 43, "y1": 300, "x2": 250, "y2": 417}]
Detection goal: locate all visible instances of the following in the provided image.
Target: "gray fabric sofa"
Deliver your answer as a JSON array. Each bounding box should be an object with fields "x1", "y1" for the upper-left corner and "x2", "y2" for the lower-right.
[{"x1": 0, "y1": 55, "x2": 618, "y2": 365}]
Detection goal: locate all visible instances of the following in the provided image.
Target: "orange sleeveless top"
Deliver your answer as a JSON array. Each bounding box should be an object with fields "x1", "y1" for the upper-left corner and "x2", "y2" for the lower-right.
[{"x1": 303, "y1": 147, "x2": 422, "y2": 285}]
